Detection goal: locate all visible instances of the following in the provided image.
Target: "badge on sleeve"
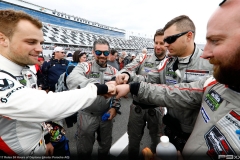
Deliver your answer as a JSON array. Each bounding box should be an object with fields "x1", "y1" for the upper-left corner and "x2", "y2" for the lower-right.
[{"x1": 204, "y1": 90, "x2": 223, "y2": 111}]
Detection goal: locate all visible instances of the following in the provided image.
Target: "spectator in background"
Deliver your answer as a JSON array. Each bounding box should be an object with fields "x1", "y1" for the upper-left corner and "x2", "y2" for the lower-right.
[
  {"x1": 107, "y1": 49, "x2": 119, "y2": 70},
  {"x1": 118, "y1": 54, "x2": 125, "y2": 70},
  {"x1": 142, "y1": 48, "x2": 148, "y2": 55},
  {"x1": 130, "y1": 53, "x2": 136, "y2": 62},
  {"x1": 72, "y1": 50, "x2": 87, "y2": 63},
  {"x1": 121, "y1": 51, "x2": 130, "y2": 66},
  {"x1": 42, "y1": 47, "x2": 69, "y2": 92},
  {"x1": 66, "y1": 50, "x2": 87, "y2": 75},
  {"x1": 35, "y1": 56, "x2": 45, "y2": 90},
  {"x1": 66, "y1": 51, "x2": 73, "y2": 61}
]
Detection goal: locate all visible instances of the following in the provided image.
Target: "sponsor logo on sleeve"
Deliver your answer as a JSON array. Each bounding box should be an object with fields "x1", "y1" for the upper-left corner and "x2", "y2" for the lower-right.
[
  {"x1": 0, "y1": 79, "x2": 14, "y2": 91},
  {"x1": 205, "y1": 90, "x2": 223, "y2": 111},
  {"x1": 201, "y1": 105, "x2": 210, "y2": 123},
  {"x1": 204, "y1": 126, "x2": 236, "y2": 159},
  {"x1": 1, "y1": 86, "x2": 25, "y2": 103},
  {"x1": 217, "y1": 110, "x2": 240, "y2": 151}
]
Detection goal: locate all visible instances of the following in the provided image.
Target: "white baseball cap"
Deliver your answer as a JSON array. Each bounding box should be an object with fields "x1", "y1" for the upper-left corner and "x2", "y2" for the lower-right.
[{"x1": 54, "y1": 47, "x2": 64, "y2": 52}]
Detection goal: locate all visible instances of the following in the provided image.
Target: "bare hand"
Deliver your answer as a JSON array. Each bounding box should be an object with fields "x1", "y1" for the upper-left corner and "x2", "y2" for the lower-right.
[
  {"x1": 107, "y1": 108, "x2": 117, "y2": 120},
  {"x1": 102, "y1": 83, "x2": 116, "y2": 98},
  {"x1": 45, "y1": 143, "x2": 54, "y2": 156},
  {"x1": 116, "y1": 84, "x2": 130, "y2": 99},
  {"x1": 107, "y1": 83, "x2": 116, "y2": 95},
  {"x1": 116, "y1": 73, "x2": 129, "y2": 84},
  {"x1": 105, "y1": 81, "x2": 117, "y2": 86}
]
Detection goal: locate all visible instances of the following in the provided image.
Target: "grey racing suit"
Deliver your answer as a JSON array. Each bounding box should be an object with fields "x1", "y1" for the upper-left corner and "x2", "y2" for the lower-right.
[
  {"x1": 0, "y1": 55, "x2": 97, "y2": 156},
  {"x1": 134, "y1": 76, "x2": 240, "y2": 160},
  {"x1": 119, "y1": 53, "x2": 165, "y2": 158},
  {"x1": 66, "y1": 60, "x2": 119, "y2": 160},
  {"x1": 156, "y1": 45, "x2": 213, "y2": 151}
]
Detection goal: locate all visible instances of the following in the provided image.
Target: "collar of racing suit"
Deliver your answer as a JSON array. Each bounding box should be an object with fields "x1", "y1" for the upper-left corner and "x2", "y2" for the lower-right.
[{"x1": 0, "y1": 54, "x2": 25, "y2": 75}]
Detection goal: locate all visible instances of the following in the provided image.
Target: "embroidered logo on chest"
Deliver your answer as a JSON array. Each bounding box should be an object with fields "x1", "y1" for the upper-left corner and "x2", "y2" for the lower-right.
[
  {"x1": 204, "y1": 126, "x2": 236, "y2": 159},
  {"x1": 89, "y1": 72, "x2": 100, "y2": 78}
]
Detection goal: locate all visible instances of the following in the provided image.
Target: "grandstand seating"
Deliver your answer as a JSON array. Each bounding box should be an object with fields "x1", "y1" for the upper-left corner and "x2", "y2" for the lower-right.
[
  {"x1": 0, "y1": 1, "x2": 154, "y2": 51},
  {"x1": 42, "y1": 23, "x2": 154, "y2": 50},
  {"x1": 0, "y1": 1, "x2": 124, "y2": 38}
]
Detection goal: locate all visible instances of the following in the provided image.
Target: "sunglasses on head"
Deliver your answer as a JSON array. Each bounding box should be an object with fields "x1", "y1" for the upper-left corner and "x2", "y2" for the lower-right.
[
  {"x1": 163, "y1": 30, "x2": 194, "y2": 44},
  {"x1": 95, "y1": 50, "x2": 110, "y2": 56}
]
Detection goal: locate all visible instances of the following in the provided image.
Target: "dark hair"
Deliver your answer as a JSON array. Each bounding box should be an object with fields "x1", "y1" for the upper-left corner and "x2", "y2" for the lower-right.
[
  {"x1": 72, "y1": 50, "x2": 86, "y2": 62},
  {"x1": 110, "y1": 49, "x2": 117, "y2": 55},
  {"x1": 154, "y1": 29, "x2": 164, "y2": 42},
  {"x1": 0, "y1": 10, "x2": 42, "y2": 39},
  {"x1": 93, "y1": 38, "x2": 110, "y2": 51},
  {"x1": 163, "y1": 15, "x2": 196, "y2": 38}
]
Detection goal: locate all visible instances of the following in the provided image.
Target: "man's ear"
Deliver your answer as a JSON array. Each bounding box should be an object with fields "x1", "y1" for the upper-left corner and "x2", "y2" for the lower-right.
[{"x1": 0, "y1": 32, "x2": 9, "y2": 47}]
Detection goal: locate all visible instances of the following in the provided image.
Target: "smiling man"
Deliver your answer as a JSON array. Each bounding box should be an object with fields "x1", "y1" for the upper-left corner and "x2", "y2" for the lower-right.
[
  {"x1": 159, "y1": 15, "x2": 213, "y2": 152},
  {"x1": 0, "y1": 10, "x2": 115, "y2": 157},
  {"x1": 66, "y1": 38, "x2": 120, "y2": 160}
]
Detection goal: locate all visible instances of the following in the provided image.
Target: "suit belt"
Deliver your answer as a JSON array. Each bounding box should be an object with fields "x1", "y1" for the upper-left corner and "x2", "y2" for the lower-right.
[{"x1": 132, "y1": 100, "x2": 158, "y2": 109}]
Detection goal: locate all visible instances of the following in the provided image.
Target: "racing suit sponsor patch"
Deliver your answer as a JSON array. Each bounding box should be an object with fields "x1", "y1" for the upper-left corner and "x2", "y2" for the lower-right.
[
  {"x1": 89, "y1": 72, "x2": 100, "y2": 78},
  {"x1": 144, "y1": 62, "x2": 154, "y2": 68},
  {"x1": 183, "y1": 69, "x2": 210, "y2": 83},
  {"x1": 201, "y1": 105, "x2": 210, "y2": 123},
  {"x1": 166, "y1": 79, "x2": 177, "y2": 84},
  {"x1": 217, "y1": 110, "x2": 240, "y2": 151},
  {"x1": 15, "y1": 76, "x2": 26, "y2": 86},
  {"x1": 204, "y1": 126, "x2": 236, "y2": 159},
  {"x1": 0, "y1": 79, "x2": 14, "y2": 91},
  {"x1": 166, "y1": 68, "x2": 177, "y2": 85},
  {"x1": 204, "y1": 90, "x2": 223, "y2": 111}
]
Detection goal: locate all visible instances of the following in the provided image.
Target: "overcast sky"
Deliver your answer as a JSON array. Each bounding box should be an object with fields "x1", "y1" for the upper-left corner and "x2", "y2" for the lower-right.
[{"x1": 30, "y1": 0, "x2": 220, "y2": 44}]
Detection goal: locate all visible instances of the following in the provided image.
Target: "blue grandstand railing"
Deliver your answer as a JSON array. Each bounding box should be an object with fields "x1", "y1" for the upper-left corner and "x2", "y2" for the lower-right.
[{"x1": 0, "y1": 1, "x2": 124, "y2": 38}]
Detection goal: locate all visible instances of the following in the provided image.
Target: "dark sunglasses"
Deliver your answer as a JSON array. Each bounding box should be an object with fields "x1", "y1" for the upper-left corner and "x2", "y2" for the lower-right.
[
  {"x1": 163, "y1": 30, "x2": 194, "y2": 44},
  {"x1": 95, "y1": 50, "x2": 110, "y2": 56}
]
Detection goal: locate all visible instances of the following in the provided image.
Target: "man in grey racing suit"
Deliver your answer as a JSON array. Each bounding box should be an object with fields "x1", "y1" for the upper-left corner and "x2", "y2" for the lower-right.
[
  {"x1": 116, "y1": 29, "x2": 167, "y2": 158},
  {"x1": 158, "y1": 15, "x2": 213, "y2": 152},
  {"x1": 115, "y1": 1, "x2": 240, "y2": 159},
  {"x1": 67, "y1": 38, "x2": 120, "y2": 160}
]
